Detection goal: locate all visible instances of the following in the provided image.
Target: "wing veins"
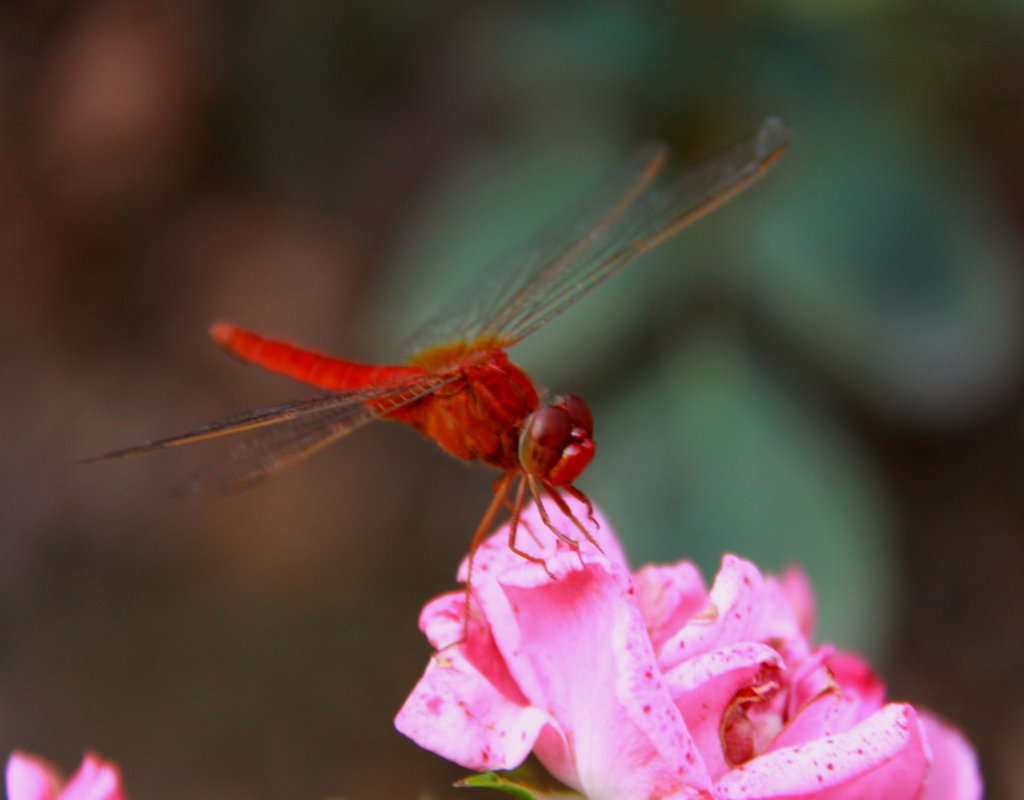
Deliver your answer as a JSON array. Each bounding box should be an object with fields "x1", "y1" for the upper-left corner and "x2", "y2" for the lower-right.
[
  {"x1": 175, "y1": 399, "x2": 376, "y2": 496},
  {"x1": 482, "y1": 118, "x2": 791, "y2": 346},
  {"x1": 172, "y1": 372, "x2": 454, "y2": 495},
  {"x1": 86, "y1": 372, "x2": 454, "y2": 494},
  {"x1": 399, "y1": 142, "x2": 669, "y2": 359}
]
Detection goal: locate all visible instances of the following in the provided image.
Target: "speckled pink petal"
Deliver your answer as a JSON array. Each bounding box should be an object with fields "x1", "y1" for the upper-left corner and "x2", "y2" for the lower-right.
[
  {"x1": 824, "y1": 651, "x2": 886, "y2": 721},
  {"x1": 496, "y1": 559, "x2": 710, "y2": 800},
  {"x1": 782, "y1": 646, "x2": 836, "y2": 719},
  {"x1": 919, "y1": 710, "x2": 983, "y2": 800},
  {"x1": 748, "y1": 573, "x2": 811, "y2": 668},
  {"x1": 417, "y1": 591, "x2": 466, "y2": 650},
  {"x1": 768, "y1": 648, "x2": 886, "y2": 754},
  {"x1": 397, "y1": 502, "x2": 981, "y2": 800},
  {"x1": 6, "y1": 753, "x2": 126, "y2": 800},
  {"x1": 464, "y1": 499, "x2": 634, "y2": 718},
  {"x1": 659, "y1": 556, "x2": 765, "y2": 671},
  {"x1": 54, "y1": 754, "x2": 125, "y2": 800},
  {"x1": 714, "y1": 703, "x2": 929, "y2": 800},
  {"x1": 664, "y1": 642, "x2": 783, "y2": 779},
  {"x1": 633, "y1": 562, "x2": 707, "y2": 654},
  {"x1": 778, "y1": 566, "x2": 816, "y2": 641},
  {"x1": 662, "y1": 788, "x2": 710, "y2": 800},
  {"x1": 455, "y1": 496, "x2": 629, "y2": 586},
  {"x1": 767, "y1": 680, "x2": 848, "y2": 753},
  {"x1": 6, "y1": 752, "x2": 62, "y2": 800},
  {"x1": 395, "y1": 642, "x2": 550, "y2": 771}
]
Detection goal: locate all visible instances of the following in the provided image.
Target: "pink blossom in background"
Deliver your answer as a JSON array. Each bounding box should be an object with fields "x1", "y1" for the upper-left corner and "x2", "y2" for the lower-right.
[
  {"x1": 396, "y1": 498, "x2": 982, "y2": 800},
  {"x1": 5, "y1": 751, "x2": 126, "y2": 800}
]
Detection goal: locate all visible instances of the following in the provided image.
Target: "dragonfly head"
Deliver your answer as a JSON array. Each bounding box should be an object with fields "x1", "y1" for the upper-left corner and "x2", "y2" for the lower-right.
[{"x1": 518, "y1": 395, "x2": 594, "y2": 486}]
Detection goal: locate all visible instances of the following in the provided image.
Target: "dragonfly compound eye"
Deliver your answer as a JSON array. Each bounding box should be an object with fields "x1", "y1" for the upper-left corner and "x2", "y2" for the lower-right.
[
  {"x1": 518, "y1": 399, "x2": 596, "y2": 485},
  {"x1": 518, "y1": 406, "x2": 572, "y2": 476},
  {"x1": 561, "y1": 394, "x2": 593, "y2": 436}
]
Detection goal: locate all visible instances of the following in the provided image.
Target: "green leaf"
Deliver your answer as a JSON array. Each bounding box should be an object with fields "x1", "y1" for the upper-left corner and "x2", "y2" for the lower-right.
[
  {"x1": 457, "y1": 772, "x2": 540, "y2": 800},
  {"x1": 456, "y1": 763, "x2": 583, "y2": 800},
  {"x1": 586, "y1": 331, "x2": 894, "y2": 658},
  {"x1": 744, "y1": 107, "x2": 1023, "y2": 422}
]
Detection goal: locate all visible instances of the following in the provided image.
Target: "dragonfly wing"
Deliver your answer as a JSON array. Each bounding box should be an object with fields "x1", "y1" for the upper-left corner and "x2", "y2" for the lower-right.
[
  {"x1": 399, "y1": 142, "x2": 668, "y2": 362},
  {"x1": 86, "y1": 373, "x2": 454, "y2": 496},
  {"x1": 173, "y1": 393, "x2": 379, "y2": 495},
  {"x1": 82, "y1": 398, "x2": 357, "y2": 460},
  {"x1": 476, "y1": 118, "x2": 791, "y2": 348},
  {"x1": 401, "y1": 119, "x2": 789, "y2": 360},
  {"x1": 177, "y1": 373, "x2": 454, "y2": 495}
]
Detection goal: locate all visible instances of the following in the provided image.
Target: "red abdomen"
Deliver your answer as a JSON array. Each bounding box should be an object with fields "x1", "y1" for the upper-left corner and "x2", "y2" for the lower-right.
[
  {"x1": 210, "y1": 322, "x2": 426, "y2": 390},
  {"x1": 211, "y1": 323, "x2": 540, "y2": 471}
]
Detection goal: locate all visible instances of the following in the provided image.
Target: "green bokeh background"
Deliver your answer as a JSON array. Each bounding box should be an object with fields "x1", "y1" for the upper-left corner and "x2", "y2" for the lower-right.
[{"x1": 2, "y1": 2, "x2": 1021, "y2": 798}]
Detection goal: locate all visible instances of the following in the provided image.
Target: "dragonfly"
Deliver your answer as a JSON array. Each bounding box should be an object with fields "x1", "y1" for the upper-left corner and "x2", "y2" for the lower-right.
[{"x1": 90, "y1": 118, "x2": 790, "y2": 617}]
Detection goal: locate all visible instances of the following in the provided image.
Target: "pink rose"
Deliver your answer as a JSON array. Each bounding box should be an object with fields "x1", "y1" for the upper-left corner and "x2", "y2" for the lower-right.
[
  {"x1": 5, "y1": 752, "x2": 127, "y2": 800},
  {"x1": 396, "y1": 499, "x2": 982, "y2": 800}
]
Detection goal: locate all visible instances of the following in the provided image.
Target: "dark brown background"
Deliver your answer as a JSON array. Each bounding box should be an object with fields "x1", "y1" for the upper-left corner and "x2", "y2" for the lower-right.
[{"x1": 1, "y1": 2, "x2": 1021, "y2": 798}]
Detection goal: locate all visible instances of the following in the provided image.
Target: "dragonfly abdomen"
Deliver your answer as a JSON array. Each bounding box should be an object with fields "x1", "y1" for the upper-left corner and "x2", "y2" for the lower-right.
[{"x1": 211, "y1": 322, "x2": 426, "y2": 391}]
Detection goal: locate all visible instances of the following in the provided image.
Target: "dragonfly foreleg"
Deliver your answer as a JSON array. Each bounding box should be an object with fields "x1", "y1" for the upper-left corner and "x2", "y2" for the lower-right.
[
  {"x1": 540, "y1": 478, "x2": 604, "y2": 555},
  {"x1": 563, "y1": 483, "x2": 599, "y2": 531},
  {"x1": 453, "y1": 470, "x2": 516, "y2": 646},
  {"x1": 507, "y1": 475, "x2": 555, "y2": 579},
  {"x1": 526, "y1": 475, "x2": 580, "y2": 549}
]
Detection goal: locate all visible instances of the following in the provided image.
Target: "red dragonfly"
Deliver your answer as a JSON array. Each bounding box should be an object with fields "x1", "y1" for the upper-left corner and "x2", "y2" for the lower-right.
[{"x1": 92, "y1": 118, "x2": 789, "y2": 602}]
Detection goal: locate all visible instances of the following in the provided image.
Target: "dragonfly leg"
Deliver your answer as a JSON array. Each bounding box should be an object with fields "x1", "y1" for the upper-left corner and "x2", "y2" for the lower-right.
[
  {"x1": 563, "y1": 483, "x2": 599, "y2": 530},
  {"x1": 507, "y1": 475, "x2": 556, "y2": 579},
  {"x1": 455, "y1": 471, "x2": 516, "y2": 646},
  {"x1": 526, "y1": 475, "x2": 580, "y2": 549},
  {"x1": 497, "y1": 474, "x2": 543, "y2": 547},
  {"x1": 540, "y1": 479, "x2": 604, "y2": 555}
]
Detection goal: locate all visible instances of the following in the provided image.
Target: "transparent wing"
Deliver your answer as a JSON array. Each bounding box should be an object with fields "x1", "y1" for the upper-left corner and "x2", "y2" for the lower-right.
[
  {"x1": 402, "y1": 118, "x2": 790, "y2": 358},
  {"x1": 85, "y1": 373, "x2": 453, "y2": 495},
  {"x1": 174, "y1": 393, "x2": 384, "y2": 496},
  {"x1": 399, "y1": 142, "x2": 669, "y2": 360},
  {"x1": 479, "y1": 118, "x2": 790, "y2": 347}
]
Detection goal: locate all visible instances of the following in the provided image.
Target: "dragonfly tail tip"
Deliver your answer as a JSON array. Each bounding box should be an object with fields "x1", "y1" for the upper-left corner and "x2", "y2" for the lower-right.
[{"x1": 756, "y1": 117, "x2": 792, "y2": 159}]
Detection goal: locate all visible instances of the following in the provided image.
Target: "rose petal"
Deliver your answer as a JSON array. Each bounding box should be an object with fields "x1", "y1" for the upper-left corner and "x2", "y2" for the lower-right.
[
  {"x1": 825, "y1": 651, "x2": 886, "y2": 721},
  {"x1": 417, "y1": 591, "x2": 466, "y2": 651},
  {"x1": 496, "y1": 560, "x2": 710, "y2": 800},
  {"x1": 397, "y1": 502, "x2": 981, "y2": 800},
  {"x1": 715, "y1": 703, "x2": 929, "y2": 799},
  {"x1": 395, "y1": 643, "x2": 549, "y2": 771},
  {"x1": 919, "y1": 710, "x2": 983, "y2": 800},
  {"x1": 664, "y1": 642, "x2": 783, "y2": 778},
  {"x1": 6, "y1": 752, "x2": 62, "y2": 800},
  {"x1": 767, "y1": 648, "x2": 886, "y2": 751},
  {"x1": 5, "y1": 753, "x2": 126, "y2": 800},
  {"x1": 55, "y1": 754, "x2": 125, "y2": 800},
  {"x1": 768, "y1": 676, "x2": 848, "y2": 753},
  {"x1": 749, "y1": 573, "x2": 812, "y2": 668},
  {"x1": 779, "y1": 566, "x2": 816, "y2": 641},
  {"x1": 456, "y1": 496, "x2": 629, "y2": 585},
  {"x1": 633, "y1": 562, "x2": 707, "y2": 654},
  {"x1": 659, "y1": 556, "x2": 765, "y2": 671}
]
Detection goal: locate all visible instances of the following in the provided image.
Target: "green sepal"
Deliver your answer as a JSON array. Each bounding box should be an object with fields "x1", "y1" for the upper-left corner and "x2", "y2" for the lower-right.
[{"x1": 455, "y1": 760, "x2": 583, "y2": 799}]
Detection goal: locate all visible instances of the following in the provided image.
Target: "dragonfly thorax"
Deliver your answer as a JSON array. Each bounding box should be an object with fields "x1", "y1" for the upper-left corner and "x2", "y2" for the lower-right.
[
  {"x1": 400, "y1": 351, "x2": 594, "y2": 485},
  {"x1": 403, "y1": 350, "x2": 538, "y2": 471}
]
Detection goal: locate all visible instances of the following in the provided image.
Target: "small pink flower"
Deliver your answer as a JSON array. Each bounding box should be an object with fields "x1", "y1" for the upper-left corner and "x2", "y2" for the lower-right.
[
  {"x1": 6, "y1": 752, "x2": 127, "y2": 800},
  {"x1": 396, "y1": 498, "x2": 982, "y2": 800}
]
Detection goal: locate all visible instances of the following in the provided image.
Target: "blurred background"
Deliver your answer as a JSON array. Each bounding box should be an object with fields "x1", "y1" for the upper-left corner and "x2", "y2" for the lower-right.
[{"x1": 1, "y1": 1, "x2": 1022, "y2": 797}]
